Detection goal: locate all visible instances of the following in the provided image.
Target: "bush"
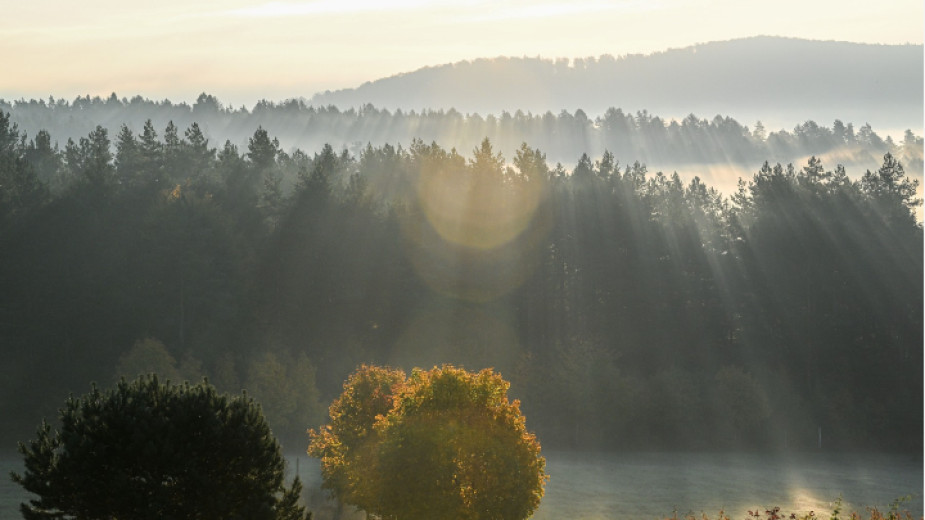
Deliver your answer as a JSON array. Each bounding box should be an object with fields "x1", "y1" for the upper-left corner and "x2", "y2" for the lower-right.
[{"x1": 11, "y1": 375, "x2": 310, "y2": 520}]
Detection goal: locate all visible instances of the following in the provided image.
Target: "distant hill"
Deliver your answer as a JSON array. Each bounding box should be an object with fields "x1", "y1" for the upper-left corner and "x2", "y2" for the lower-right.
[{"x1": 310, "y1": 36, "x2": 923, "y2": 134}]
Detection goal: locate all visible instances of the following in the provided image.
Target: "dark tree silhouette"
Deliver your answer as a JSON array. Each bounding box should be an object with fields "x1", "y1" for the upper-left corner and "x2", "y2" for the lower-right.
[{"x1": 12, "y1": 375, "x2": 310, "y2": 520}]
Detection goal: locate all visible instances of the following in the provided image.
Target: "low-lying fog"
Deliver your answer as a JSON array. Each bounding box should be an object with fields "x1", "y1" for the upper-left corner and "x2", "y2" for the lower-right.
[{"x1": 283, "y1": 452, "x2": 922, "y2": 520}]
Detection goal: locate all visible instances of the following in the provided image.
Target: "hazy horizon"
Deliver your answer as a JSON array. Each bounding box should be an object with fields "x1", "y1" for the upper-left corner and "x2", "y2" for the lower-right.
[
  {"x1": 2, "y1": 2, "x2": 923, "y2": 513},
  {"x1": 3, "y1": 0, "x2": 923, "y2": 108},
  {"x1": 4, "y1": 38, "x2": 924, "y2": 113}
]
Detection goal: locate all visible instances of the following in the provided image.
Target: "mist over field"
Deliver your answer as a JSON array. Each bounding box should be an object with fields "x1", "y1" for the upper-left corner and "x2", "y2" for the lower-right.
[{"x1": 3, "y1": 452, "x2": 918, "y2": 520}]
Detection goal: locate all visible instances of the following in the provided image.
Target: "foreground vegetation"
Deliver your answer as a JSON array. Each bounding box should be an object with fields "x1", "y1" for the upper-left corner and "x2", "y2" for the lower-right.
[
  {"x1": 12, "y1": 376, "x2": 310, "y2": 520},
  {"x1": 666, "y1": 498, "x2": 920, "y2": 520},
  {"x1": 1, "y1": 109, "x2": 921, "y2": 451},
  {"x1": 309, "y1": 365, "x2": 546, "y2": 520}
]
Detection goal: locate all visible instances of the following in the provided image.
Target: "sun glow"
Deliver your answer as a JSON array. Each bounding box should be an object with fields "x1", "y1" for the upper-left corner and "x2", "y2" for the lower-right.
[
  {"x1": 416, "y1": 166, "x2": 546, "y2": 251},
  {"x1": 2, "y1": 1, "x2": 921, "y2": 107},
  {"x1": 398, "y1": 148, "x2": 553, "y2": 302}
]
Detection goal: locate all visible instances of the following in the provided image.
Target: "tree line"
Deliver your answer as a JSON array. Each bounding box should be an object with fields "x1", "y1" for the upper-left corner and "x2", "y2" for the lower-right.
[
  {"x1": 1, "y1": 110, "x2": 921, "y2": 451},
  {"x1": 3, "y1": 94, "x2": 921, "y2": 172}
]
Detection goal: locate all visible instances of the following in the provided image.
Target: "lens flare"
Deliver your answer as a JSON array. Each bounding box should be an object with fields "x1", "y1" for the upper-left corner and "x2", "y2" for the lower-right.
[
  {"x1": 401, "y1": 160, "x2": 552, "y2": 301},
  {"x1": 401, "y1": 192, "x2": 552, "y2": 302},
  {"x1": 416, "y1": 164, "x2": 546, "y2": 250}
]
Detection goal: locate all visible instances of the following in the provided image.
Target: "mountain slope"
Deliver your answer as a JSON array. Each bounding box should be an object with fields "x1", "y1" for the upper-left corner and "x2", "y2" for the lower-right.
[{"x1": 310, "y1": 36, "x2": 923, "y2": 132}]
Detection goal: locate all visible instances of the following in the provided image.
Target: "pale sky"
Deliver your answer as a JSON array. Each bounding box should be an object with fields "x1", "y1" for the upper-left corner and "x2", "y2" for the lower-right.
[{"x1": 2, "y1": 0, "x2": 922, "y2": 108}]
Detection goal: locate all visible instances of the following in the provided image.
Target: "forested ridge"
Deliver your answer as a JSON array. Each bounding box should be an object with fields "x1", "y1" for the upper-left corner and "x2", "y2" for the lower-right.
[
  {"x1": 1, "y1": 109, "x2": 921, "y2": 452},
  {"x1": 3, "y1": 94, "x2": 921, "y2": 175},
  {"x1": 308, "y1": 37, "x2": 923, "y2": 131}
]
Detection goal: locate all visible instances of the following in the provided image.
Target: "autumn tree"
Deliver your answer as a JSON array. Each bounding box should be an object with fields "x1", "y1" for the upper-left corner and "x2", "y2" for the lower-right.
[
  {"x1": 309, "y1": 365, "x2": 547, "y2": 520},
  {"x1": 307, "y1": 365, "x2": 406, "y2": 515}
]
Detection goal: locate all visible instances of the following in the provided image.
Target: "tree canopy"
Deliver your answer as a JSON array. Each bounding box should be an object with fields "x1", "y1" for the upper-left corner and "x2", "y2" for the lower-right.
[
  {"x1": 309, "y1": 365, "x2": 547, "y2": 520},
  {"x1": 12, "y1": 375, "x2": 310, "y2": 520}
]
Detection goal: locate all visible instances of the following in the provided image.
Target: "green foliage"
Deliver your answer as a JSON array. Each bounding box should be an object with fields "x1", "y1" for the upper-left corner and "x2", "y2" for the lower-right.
[
  {"x1": 309, "y1": 365, "x2": 547, "y2": 520},
  {"x1": 513, "y1": 338, "x2": 626, "y2": 448},
  {"x1": 245, "y1": 351, "x2": 324, "y2": 447},
  {"x1": 0, "y1": 110, "x2": 48, "y2": 226},
  {"x1": 67, "y1": 125, "x2": 114, "y2": 188},
  {"x1": 711, "y1": 366, "x2": 771, "y2": 444},
  {"x1": 113, "y1": 338, "x2": 204, "y2": 384},
  {"x1": 860, "y1": 153, "x2": 921, "y2": 228},
  {"x1": 11, "y1": 375, "x2": 310, "y2": 520},
  {"x1": 4, "y1": 83, "x2": 921, "y2": 171},
  {"x1": 114, "y1": 337, "x2": 181, "y2": 381},
  {"x1": 247, "y1": 126, "x2": 281, "y2": 172}
]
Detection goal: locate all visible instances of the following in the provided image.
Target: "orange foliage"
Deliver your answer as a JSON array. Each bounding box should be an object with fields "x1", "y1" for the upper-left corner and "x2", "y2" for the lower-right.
[{"x1": 309, "y1": 364, "x2": 547, "y2": 520}]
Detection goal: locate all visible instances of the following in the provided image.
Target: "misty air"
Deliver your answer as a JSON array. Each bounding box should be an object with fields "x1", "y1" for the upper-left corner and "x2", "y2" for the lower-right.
[{"x1": 1, "y1": 2, "x2": 923, "y2": 519}]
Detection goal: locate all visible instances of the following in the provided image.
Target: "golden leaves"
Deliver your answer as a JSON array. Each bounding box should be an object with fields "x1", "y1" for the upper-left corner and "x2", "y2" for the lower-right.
[{"x1": 308, "y1": 364, "x2": 547, "y2": 520}]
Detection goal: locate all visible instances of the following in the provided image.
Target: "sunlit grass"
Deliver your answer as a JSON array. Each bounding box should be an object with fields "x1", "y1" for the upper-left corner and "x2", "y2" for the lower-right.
[{"x1": 663, "y1": 497, "x2": 920, "y2": 520}]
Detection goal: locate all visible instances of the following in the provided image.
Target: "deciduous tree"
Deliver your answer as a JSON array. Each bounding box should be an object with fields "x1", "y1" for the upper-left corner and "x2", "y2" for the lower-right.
[
  {"x1": 310, "y1": 365, "x2": 546, "y2": 520},
  {"x1": 308, "y1": 365, "x2": 405, "y2": 514}
]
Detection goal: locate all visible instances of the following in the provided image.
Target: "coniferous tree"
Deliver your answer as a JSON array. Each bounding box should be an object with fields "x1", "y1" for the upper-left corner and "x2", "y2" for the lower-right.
[{"x1": 13, "y1": 376, "x2": 310, "y2": 520}]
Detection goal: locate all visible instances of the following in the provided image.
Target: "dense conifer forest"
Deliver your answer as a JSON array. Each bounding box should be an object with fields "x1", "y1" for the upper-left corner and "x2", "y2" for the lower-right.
[
  {"x1": 3, "y1": 94, "x2": 921, "y2": 173},
  {"x1": 0, "y1": 108, "x2": 921, "y2": 452}
]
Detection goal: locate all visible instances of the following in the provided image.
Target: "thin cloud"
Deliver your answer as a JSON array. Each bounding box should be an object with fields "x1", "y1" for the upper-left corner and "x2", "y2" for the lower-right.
[
  {"x1": 223, "y1": 0, "x2": 661, "y2": 20},
  {"x1": 459, "y1": 0, "x2": 663, "y2": 23},
  {"x1": 226, "y1": 0, "x2": 446, "y2": 18}
]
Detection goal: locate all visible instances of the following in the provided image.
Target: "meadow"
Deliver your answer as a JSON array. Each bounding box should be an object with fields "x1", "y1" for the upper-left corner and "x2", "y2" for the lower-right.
[
  {"x1": 296, "y1": 451, "x2": 924, "y2": 519},
  {"x1": 5, "y1": 450, "x2": 919, "y2": 519},
  {"x1": 12, "y1": 451, "x2": 913, "y2": 520}
]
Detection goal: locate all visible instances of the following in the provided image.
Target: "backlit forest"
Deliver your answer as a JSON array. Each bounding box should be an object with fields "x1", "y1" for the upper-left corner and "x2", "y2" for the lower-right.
[
  {"x1": 1, "y1": 109, "x2": 921, "y2": 452},
  {"x1": 4, "y1": 94, "x2": 922, "y2": 172}
]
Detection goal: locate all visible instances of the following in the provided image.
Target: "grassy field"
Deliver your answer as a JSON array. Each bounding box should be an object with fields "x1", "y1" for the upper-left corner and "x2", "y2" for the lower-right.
[
  {"x1": 531, "y1": 452, "x2": 922, "y2": 520},
  {"x1": 3, "y1": 451, "x2": 921, "y2": 519}
]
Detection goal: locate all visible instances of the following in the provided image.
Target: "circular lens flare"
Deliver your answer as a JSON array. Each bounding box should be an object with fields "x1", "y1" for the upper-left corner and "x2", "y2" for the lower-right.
[
  {"x1": 417, "y1": 166, "x2": 546, "y2": 250},
  {"x1": 401, "y1": 187, "x2": 552, "y2": 302}
]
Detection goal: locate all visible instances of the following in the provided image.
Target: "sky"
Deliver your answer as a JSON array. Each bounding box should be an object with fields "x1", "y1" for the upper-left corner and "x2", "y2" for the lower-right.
[{"x1": 1, "y1": 0, "x2": 923, "y2": 108}]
